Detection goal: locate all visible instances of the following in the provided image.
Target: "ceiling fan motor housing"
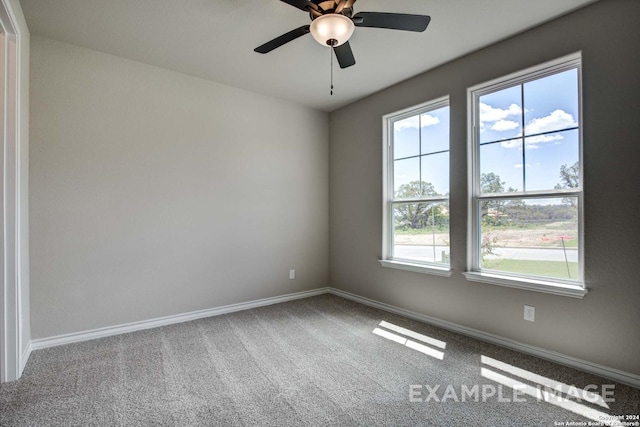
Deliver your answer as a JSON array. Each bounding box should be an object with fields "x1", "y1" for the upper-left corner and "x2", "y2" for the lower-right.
[{"x1": 309, "y1": 1, "x2": 355, "y2": 19}]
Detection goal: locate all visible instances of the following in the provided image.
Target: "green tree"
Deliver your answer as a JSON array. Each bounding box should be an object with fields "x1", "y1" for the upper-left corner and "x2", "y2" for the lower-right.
[
  {"x1": 480, "y1": 172, "x2": 505, "y2": 194},
  {"x1": 394, "y1": 181, "x2": 447, "y2": 231},
  {"x1": 554, "y1": 161, "x2": 579, "y2": 207},
  {"x1": 480, "y1": 173, "x2": 509, "y2": 227},
  {"x1": 396, "y1": 180, "x2": 439, "y2": 199},
  {"x1": 555, "y1": 161, "x2": 580, "y2": 190},
  {"x1": 478, "y1": 173, "x2": 508, "y2": 259}
]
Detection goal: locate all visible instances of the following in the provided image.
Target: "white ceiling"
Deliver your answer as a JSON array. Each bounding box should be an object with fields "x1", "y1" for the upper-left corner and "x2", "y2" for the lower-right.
[{"x1": 20, "y1": 0, "x2": 598, "y2": 112}]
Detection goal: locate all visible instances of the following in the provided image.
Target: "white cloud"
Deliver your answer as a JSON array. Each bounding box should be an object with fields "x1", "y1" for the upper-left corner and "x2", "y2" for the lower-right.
[
  {"x1": 421, "y1": 114, "x2": 440, "y2": 127},
  {"x1": 480, "y1": 102, "x2": 521, "y2": 123},
  {"x1": 394, "y1": 114, "x2": 440, "y2": 130},
  {"x1": 525, "y1": 109, "x2": 577, "y2": 135},
  {"x1": 491, "y1": 120, "x2": 520, "y2": 132},
  {"x1": 499, "y1": 109, "x2": 576, "y2": 149},
  {"x1": 502, "y1": 133, "x2": 564, "y2": 149},
  {"x1": 501, "y1": 140, "x2": 521, "y2": 149},
  {"x1": 526, "y1": 134, "x2": 564, "y2": 144},
  {"x1": 480, "y1": 103, "x2": 576, "y2": 142},
  {"x1": 395, "y1": 116, "x2": 418, "y2": 130}
]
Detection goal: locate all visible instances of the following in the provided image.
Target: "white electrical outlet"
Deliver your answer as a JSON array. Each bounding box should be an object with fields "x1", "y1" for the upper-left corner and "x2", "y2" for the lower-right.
[
  {"x1": 289, "y1": 269, "x2": 295, "y2": 280},
  {"x1": 524, "y1": 305, "x2": 535, "y2": 322}
]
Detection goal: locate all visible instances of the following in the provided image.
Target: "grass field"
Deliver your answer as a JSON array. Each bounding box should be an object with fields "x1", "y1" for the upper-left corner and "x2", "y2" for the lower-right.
[
  {"x1": 395, "y1": 221, "x2": 578, "y2": 248},
  {"x1": 482, "y1": 259, "x2": 578, "y2": 280}
]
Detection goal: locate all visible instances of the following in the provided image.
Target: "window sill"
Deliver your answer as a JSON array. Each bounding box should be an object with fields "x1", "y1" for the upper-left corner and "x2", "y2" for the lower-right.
[
  {"x1": 463, "y1": 271, "x2": 587, "y2": 299},
  {"x1": 379, "y1": 260, "x2": 452, "y2": 277}
]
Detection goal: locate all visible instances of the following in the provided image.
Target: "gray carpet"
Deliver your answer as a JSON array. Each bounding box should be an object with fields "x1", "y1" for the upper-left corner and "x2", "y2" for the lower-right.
[{"x1": 1, "y1": 294, "x2": 638, "y2": 426}]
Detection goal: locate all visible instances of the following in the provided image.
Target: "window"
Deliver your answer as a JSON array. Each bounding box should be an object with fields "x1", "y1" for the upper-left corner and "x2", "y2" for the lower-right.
[
  {"x1": 381, "y1": 97, "x2": 451, "y2": 276},
  {"x1": 466, "y1": 53, "x2": 585, "y2": 297}
]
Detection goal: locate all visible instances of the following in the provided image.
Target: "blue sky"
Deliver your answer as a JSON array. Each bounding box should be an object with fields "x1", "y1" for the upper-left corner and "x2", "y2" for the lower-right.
[
  {"x1": 393, "y1": 106, "x2": 450, "y2": 196},
  {"x1": 392, "y1": 68, "x2": 580, "y2": 197},
  {"x1": 478, "y1": 68, "x2": 580, "y2": 192}
]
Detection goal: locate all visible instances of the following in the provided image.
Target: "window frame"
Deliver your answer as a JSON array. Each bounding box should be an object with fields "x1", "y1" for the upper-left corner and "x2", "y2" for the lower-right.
[
  {"x1": 465, "y1": 52, "x2": 587, "y2": 298},
  {"x1": 381, "y1": 96, "x2": 452, "y2": 277}
]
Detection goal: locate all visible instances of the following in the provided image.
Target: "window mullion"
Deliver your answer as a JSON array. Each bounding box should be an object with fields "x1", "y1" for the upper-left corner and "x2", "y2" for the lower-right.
[
  {"x1": 521, "y1": 84, "x2": 526, "y2": 192},
  {"x1": 391, "y1": 197, "x2": 449, "y2": 205},
  {"x1": 477, "y1": 189, "x2": 582, "y2": 200},
  {"x1": 480, "y1": 126, "x2": 579, "y2": 146},
  {"x1": 418, "y1": 113, "x2": 423, "y2": 196}
]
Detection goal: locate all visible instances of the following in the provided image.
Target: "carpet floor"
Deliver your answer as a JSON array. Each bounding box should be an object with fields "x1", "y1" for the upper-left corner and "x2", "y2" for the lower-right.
[{"x1": 1, "y1": 294, "x2": 638, "y2": 426}]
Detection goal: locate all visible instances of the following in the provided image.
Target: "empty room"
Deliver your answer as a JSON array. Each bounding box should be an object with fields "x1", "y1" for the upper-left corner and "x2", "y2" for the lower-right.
[{"x1": 1, "y1": 0, "x2": 639, "y2": 425}]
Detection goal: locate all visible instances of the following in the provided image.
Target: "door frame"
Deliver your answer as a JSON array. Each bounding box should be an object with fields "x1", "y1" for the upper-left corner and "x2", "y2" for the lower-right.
[{"x1": 0, "y1": 0, "x2": 25, "y2": 383}]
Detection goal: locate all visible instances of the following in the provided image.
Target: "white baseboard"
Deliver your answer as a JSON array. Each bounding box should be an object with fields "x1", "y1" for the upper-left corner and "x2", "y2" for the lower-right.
[
  {"x1": 19, "y1": 341, "x2": 32, "y2": 376},
  {"x1": 328, "y1": 288, "x2": 640, "y2": 389},
  {"x1": 25, "y1": 286, "x2": 639, "y2": 390},
  {"x1": 30, "y1": 287, "x2": 330, "y2": 351}
]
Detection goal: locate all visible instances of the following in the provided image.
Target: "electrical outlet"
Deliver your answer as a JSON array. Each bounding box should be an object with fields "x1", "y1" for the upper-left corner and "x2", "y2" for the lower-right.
[
  {"x1": 289, "y1": 269, "x2": 295, "y2": 280},
  {"x1": 524, "y1": 305, "x2": 535, "y2": 322}
]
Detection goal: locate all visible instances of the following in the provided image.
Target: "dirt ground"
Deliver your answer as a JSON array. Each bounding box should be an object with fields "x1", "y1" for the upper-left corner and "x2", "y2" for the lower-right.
[{"x1": 395, "y1": 222, "x2": 577, "y2": 247}]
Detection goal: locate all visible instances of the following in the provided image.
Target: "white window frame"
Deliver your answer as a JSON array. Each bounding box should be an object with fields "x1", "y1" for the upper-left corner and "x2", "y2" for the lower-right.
[
  {"x1": 380, "y1": 96, "x2": 452, "y2": 277},
  {"x1": 464, "y1": 52, "x2": 587, "y2": 298}
]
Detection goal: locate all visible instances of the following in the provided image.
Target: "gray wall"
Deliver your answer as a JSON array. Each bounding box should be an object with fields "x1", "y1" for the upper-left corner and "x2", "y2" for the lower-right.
[
  {"x1": 329, "y1": 0, "x2": 640, "y2": 376},
  {"x1": 30, "y1": 36, "x2": 328, "y2": 339}
]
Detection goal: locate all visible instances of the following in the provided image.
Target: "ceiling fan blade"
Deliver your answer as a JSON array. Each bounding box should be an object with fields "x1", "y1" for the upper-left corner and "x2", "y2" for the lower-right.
[
  {"x1": 254, "y1": 25, "x2": 311, "y2": 54},
  {"x1": 333, "y1": 42, "x2": 356, "y2": 69},
  {"x1": 280, "y1": 0, "x2": 314, "y2": 12},
  {"x1": 352, "y1": 12, "x2": 431, "y2": 32}
]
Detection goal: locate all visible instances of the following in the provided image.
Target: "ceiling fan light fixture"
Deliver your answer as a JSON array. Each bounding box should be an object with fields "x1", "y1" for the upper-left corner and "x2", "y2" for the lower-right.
[{"x1": 310, "y1": 14, "x2": 355, "y2": 47}]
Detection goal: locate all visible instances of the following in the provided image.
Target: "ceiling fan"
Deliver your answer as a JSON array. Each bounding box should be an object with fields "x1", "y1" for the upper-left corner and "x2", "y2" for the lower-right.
[{"x1": 254, "y1": 0, "x2": 431, "y2": 69}]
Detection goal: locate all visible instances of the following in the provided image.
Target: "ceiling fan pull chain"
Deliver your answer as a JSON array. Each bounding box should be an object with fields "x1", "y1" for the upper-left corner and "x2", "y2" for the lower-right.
[{"x1": 330, "y1": 47, "x2": 334, "y2": 96}]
